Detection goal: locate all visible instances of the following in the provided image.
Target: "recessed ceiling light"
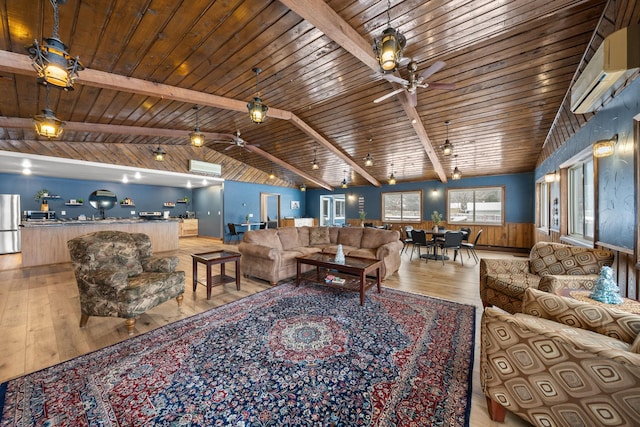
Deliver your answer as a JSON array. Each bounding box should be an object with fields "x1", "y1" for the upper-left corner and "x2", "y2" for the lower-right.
[
  {"x1": 22, "y1": 168, "x2": 32, "y2": 175},
  {"x1": 22, "y1": 159, "x2": 32, "y2": 168},
  {"x1": 122, "y1": 174, "x2": 128, "y2": 183},
  {"x1": 134, "y1": 172, "x2": 141, "y2": 179}
]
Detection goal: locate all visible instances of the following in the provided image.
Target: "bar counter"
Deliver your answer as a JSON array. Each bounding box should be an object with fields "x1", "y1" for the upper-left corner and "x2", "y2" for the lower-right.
[{"x1": 21, "y1": 219, "x2": 179, "y2": 267}]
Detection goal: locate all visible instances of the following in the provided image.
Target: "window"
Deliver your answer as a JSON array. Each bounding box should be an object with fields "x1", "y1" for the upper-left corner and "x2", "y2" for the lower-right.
[
  {"x1": 537, "y1": 181, "x2": 550, "y2": 229},
  {"x1": 382, "y1": 191, "x2": 421, "y2": 221},
  {"x1": 334, "y1": 198, "x2": 345, "y2": 219},
  {"x1": 568, "y1": 157, "x2": 594, "y2": 241},
  {"x1": 447, "y1": 187, "x2": 504, "y2": 225}
]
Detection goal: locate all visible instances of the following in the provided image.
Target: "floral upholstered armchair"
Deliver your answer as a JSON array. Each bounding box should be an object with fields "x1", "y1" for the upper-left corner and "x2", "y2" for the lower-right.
[
  {"x1": 480, "y1": 242, "x2": 614, "y2": 314},
  {"x1": 67, "y1": 231, "x2": 185, "y2": 335},
  {"x1": 481, "y1": 288, "x2": 640, "y2": 426}
]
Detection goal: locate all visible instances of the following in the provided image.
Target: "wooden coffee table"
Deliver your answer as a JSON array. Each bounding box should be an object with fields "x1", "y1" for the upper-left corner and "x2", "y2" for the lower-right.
[
  {"x1": 295, "y1": 252, "x2": 383, "y2": 305},
  {"x1": 191, "y1": 250, "x2": 241, "y2": 300}
]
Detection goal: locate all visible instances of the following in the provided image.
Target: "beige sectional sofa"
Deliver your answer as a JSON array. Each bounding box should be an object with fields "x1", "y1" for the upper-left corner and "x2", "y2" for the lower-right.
[{"x1": 238, "y1": 226, "x2": 403, "y2": 285}]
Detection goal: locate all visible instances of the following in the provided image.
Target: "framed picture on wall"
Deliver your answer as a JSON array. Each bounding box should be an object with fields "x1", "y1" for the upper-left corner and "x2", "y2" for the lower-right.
[{"x1": 291, "y1": 200, "x2": 300, "y2": 209}]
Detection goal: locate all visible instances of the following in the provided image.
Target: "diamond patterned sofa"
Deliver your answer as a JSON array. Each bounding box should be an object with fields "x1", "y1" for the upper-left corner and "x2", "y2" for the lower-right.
[
  {"x1": 481, "y1": 288, "x2": 640, "y2": 426},
  {"x1": 480, "y1": 242, "x2": 614, "y2": 314},
  {"x1": 67, "y1": 231, "x2": 185, "y2": 335}
]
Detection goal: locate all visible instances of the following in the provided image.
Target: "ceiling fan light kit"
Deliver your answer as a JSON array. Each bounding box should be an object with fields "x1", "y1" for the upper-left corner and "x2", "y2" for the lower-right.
[
  {"x1": 247, "y1": 67, "x2": 268, "y2": 123},
  {"x1": 27, "y1": 0, "x2": 83, "y2": 91}
]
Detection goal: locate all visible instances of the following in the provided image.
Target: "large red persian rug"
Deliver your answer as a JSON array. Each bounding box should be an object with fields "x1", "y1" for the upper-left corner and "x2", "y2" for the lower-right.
[{"x1": 0, "y1": 282, "x2": 475, "y2": 426}]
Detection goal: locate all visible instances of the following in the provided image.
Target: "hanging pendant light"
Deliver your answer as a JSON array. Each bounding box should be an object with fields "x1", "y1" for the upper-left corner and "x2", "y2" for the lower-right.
[
  {"x1": 300, "y1": 183, "x2": 306, "y2": 192},
  {"x1": 153, "y1": 145, "x2": 166, "y2": 161},
  {"x1": 268, "y1": 170, "x2": 276, "y2": 179},
  {"x1": 27, "y1": 0, "x2": 83, "y2": 91},
  {"x1": 372, "y1": 0, "x2": 406, "y2": 74},
  {"x1": 452, "y1": 155, "x2": 462, "y2": 180},
  {"x1": 441, "y1": 120, "x2": 453, "y2": 156},
  {"x1": 364, "y1": 152, "x2": 374, "y2": 167},
  {"x1": 189, "y1": 106, "x2": 204, "y2": 147},
  {"x1": 341, "y1": 170, "x2": 348, "y2": 188},
  {"x1": 247, "y1": 67, "x2": 268, "y2": 123},
  {"x1": 33, "y1": 86, "x2": 64, "y2": 138},
  {"x1": 311, "y1": 147, "x2": 319, "y2": 170},
  {"x1": 388, "y1": 162, "x2": 397, "y2": 185}
]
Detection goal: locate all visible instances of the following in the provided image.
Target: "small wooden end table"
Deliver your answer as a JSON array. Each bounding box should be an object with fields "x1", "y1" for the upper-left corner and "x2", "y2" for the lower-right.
[{"x1": 191, "y1": 250, "x2": 241, "y2": 300}]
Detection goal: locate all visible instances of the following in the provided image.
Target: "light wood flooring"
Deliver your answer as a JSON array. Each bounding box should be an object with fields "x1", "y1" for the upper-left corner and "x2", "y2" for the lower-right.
[{"x1": 0, "y1": 237, "x2": 531, "y2": 426}]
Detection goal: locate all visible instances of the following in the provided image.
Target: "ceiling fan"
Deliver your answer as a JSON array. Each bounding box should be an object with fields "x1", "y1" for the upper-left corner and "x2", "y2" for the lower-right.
[
  {"x1": 211, "y1": 130, "x2": 259, "y2": 151},
  {"x1": 373, "y1": 60, "x2": 455, "y2": 107}
]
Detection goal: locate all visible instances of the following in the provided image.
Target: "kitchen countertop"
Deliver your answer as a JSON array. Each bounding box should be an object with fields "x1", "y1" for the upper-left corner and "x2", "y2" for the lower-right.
[{"x1": 21, "y1": 218, "x2": 179, "y2": 227}]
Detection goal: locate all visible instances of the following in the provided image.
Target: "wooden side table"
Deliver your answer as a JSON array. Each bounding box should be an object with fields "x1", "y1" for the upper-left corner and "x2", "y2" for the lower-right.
[
  {"x1": 555, "y1": 289, "x2": 640, "y2": 314},
  {"x1": 191, "y1": 250, "x2": 241, "y2": 300}
]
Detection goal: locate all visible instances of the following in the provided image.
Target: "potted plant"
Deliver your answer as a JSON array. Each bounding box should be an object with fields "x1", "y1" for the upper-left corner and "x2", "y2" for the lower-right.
[
  {"x1": 431, "y1": 210, "x2": 443, "y2": 232},
  {"x1": 35, "y1": 189, "x2": 49, "y2": 211},
  {"x1": 358, "y1": 210, "x2": 367, "y2": 227},
  {"x1": 77, "y1": 198, "x2": 84, "y2": 204}
]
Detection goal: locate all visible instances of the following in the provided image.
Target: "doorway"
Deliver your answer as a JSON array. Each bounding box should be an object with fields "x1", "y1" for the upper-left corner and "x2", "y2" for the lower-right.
[
  {"x1": 319, "y1": 194, "x2": 345, "y2": 226},
  {"x1": 260, "y1": 193, "x2": 280, "y2": 227}
]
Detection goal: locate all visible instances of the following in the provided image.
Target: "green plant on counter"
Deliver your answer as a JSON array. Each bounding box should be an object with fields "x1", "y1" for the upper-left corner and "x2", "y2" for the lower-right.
[
  {"x1": 34, "y1": 189, "x2": 49, "y2": 201},
  {"x1": 431, "y1": 210, "x2": 443, "y2": 226},
  {"x1": 358, "y1": 211, "x2": 367, "y2": 221}
]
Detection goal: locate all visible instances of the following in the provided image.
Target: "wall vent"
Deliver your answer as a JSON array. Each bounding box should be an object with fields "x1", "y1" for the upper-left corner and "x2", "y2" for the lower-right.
[{"x1": 189, "y1": 160, "x2": 221, "y2": 176}]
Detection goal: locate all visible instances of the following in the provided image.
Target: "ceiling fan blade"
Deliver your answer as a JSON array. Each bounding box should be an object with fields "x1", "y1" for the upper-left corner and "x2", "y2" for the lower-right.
[
  {"x1": 373, "y1": 88, "x2": 405, "y2": 103},
  {"x1": 417, "y1": 60, "x2": 446, "y2": 82},
  {"x1": 424, "y1": 82, "x2": 456, "y2": 90},
  {"x1": 382, "y1": 74, "x2": 408, "y2": 85}
]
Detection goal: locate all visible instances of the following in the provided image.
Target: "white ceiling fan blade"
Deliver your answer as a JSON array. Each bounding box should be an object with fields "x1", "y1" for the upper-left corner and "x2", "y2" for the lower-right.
[
  {"x1": 382, "y1": 74, "x2": 408, "y2": 85},
  {"x1": 417, "y1": 60, "x2": 446, "y2": 82},
  {"x1": 373, "y1": 88, "x2": 405, "y2": 103},
  {"x1": 425, "y1": 82, "x2": 456, "y2": 90}
]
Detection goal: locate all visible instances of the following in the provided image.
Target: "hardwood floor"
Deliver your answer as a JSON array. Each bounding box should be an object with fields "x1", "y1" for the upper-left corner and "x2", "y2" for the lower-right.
[{"x1": 0, "y1": 237, "x2": 531, "y2": 426}]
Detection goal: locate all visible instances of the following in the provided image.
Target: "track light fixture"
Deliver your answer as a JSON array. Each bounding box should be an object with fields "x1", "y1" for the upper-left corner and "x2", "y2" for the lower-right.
[
  {"x1": 190, "y1": 106, "x2": 204, "y2": 147},
  {"x1": 153, "y1": 145, "x2": 166, "y2": 161},
  {"x1": 592, "y1": 134, "x2": 618, "y2": 158},
  {"x1": 372, "y1": 0, "x2": 406, "y2": 74},
  {"x1": 33, "y1": 86, "x2": 64, "y2": 138},
  {"x1": 247, "y1": 67, "x2": 268, "y2": 123},
  {"x1": 441, "y1": 120, "x2": 453, "y2": 156},
  {"x1": 27, "y1": 0, "x2": 83, "y2": 91},
  {"x1": 452, "y1": 155, "x2": 462, "y2": 180}
]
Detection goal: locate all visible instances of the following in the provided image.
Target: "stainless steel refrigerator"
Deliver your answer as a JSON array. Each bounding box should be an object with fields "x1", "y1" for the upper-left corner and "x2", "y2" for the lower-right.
[{"x1": 0, "y1": 194, "x2": 21, "y2": 254}]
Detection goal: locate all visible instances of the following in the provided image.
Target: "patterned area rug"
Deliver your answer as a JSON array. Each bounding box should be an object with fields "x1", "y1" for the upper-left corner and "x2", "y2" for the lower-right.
[{"x1": 0, "y1": 282, "x2": 476, "y2": 426}]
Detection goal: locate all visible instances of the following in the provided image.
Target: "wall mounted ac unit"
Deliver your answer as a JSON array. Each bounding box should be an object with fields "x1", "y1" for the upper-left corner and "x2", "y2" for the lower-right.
[
  {"x1": 189, "y1": 159, "x2": 221, "y2": 176},
  {"x1": 570, "y1": 25, "x2": 640, "y2": 114}
]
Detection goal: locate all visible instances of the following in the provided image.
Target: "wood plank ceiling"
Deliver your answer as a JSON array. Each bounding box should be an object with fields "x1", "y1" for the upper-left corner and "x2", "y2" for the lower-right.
[{"x1": 0, "y1": 0, "x2": 634, "y2": 189}]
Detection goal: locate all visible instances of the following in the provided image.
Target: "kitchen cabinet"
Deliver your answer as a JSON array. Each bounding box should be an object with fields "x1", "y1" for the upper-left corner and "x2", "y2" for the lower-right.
[{"x1": 179, "y1": 218, "x2": 198, "y2": 237}]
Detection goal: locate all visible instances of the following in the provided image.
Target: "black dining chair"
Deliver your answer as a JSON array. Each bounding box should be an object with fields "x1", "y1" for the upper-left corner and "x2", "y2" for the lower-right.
[
  {"x1": 227, "y1": 223, "x2": 244, "y2": 243},
  {"x1": 460, "y1": 227, "x2": 471, "y2": 243},
  {"x1": 431, "y1": 231, "x2": 464, "y2": 265},
  {"x1": 410, "y1": 230, "x2": 434, "y2": 261},
  {"x1": 401, "y1": 226, "x2": 414, "y2": 255},
  {"x1": 462, "y1": 229, "x2": 482, "y2": 263},
  {"x1": 259, "y1": 222, "x2": 267, "y2": 229}
]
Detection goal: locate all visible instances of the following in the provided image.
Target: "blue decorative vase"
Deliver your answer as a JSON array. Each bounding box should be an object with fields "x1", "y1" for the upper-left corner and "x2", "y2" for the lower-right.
[{"x1": 589, "y1": 266, "x2": 623, "y2": 304}]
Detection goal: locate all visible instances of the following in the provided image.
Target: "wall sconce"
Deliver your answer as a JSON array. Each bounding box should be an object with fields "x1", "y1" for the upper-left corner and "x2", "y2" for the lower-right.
[
  {"x1": 592, "y1": 134, "x2": 618, "y2": 158},
  {"x1": 544, "y1": 172, "x2": 556, "y2": 182},
  {"x1": 153, "y1": 145, "x2": 166, "y2": 161},
  {"x1": 247, "y1": 67, "x2": 268, "y2": 123},
  {"x1": 27, "y1": 0, "x2": 83, "y2": 91},
  {"x1": 189, "y1": 106, "x2": 204, "y2": 147},
  {"x1": 33, "y1": 86, "x2": 64, "y2": 138},
  {"x1": 372, "y1": 0, "x2": 406, "y2": 74}
]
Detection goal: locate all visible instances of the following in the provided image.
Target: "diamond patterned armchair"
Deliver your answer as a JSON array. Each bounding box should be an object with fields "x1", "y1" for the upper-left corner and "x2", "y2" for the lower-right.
[
  {"x1": 480, "y1": 242, "x2": 614, "y2": 314},
  {"x1": 481, "y1": 288, "x2": 640, "y2": 426},
  {"x1": 67, "y1": 231, "x2": 185, "y2": 335}
]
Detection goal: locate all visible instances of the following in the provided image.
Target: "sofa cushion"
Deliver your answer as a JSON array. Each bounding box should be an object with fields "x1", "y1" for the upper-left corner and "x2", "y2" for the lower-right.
[
  {"x1": 297, "y1": 227, "x2": 311, "y2": 247},
  {"x1": 244, "y1": 229, "x2": 283, "y2": 251},
  {"x1": 347, "y1": 248, "x2": 377, "y2": 260},
  {"x1": 291, "y1": 246, "x2": 322, "y2": 256},
  {"x1": 361, "y1": 228, "x2": 398, "y2": 249},
  {"x1": 309, "y1": 227, "x2": 330, "y2": 245},
  {"x1": 337, "y1": 227, "x2": 363, "y2": 247},
  {"x1": 485, "y1": 273, "x2": 541, "y2": 299},
  {"x1": 529, "y1": 242, "x2": 613, "y2": 276},
  {"x1": 328, "y1": 227, "x2": 340, "y2": 244},
  {"x1": 277, "y1": 227, "x2": 300, "y2": 250}
]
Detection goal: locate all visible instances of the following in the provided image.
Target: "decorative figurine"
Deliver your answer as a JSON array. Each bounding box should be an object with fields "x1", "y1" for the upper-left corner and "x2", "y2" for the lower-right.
[
  {"x1": 589, "y1": 266, "x2": 623, "y2": 304},
  {"x1": 335, "y1": 244, "x2": 345, "y2": 264}
]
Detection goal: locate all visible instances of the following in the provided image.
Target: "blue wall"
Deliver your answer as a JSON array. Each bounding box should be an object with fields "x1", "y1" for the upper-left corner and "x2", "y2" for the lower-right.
[
  {"x1": 0, "y1": 174, "x2": 195, "y2": 219},
  {"x1": 536, "y1": 77, "x2": 640, "y2": 250},
  {"x1": 223, "y1": 181, "x2": 306, "y2": 226},
  {"x1": 304, "y1": 172, "x2": 534, "y2": 223}
]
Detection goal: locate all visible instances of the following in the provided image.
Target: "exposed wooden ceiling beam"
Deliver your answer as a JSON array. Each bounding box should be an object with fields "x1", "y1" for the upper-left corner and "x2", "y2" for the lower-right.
[
  {"x1": 279, "y1": 0, "x2": 448, "y2": 182},
  {"x1": 0, "y1": 116, "x2": 334, "y2": 190},
  {"x1": 0, "y1": 50, "x2": 379, "y2": 188}
]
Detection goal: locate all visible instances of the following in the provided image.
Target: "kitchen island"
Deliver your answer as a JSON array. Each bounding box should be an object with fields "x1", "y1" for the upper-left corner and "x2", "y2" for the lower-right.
[{"x1": 21, "y1": 219, "x2": 179, "y2": 267}]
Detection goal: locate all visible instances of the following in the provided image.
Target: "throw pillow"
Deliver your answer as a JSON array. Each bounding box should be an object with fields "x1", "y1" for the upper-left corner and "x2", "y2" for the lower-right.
[{"x1": 309, "y1": 227, "x2": 330, "y2": 245}]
